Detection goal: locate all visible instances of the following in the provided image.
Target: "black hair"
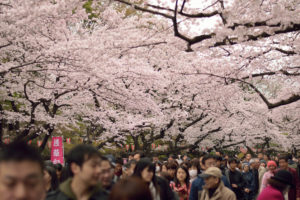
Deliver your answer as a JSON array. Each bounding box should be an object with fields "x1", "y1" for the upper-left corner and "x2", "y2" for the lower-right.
[
  {"x1": 67, "y1": 144, "x2": 101, "y2": 176},
  {"x1": 133, "y1": 158, "x2": 156, "y2": 182},
  {"x1": 174, "y1": 166, "x2": 190, "y2": 188},
  {"x1": 60, "y1": 165, "x2": 72, "y2": 183},
  {"x1": 115, "y1": 157, "x2": 123, "y2": 165},
  {"x1": 278, "y1": 155, "x2": 289, "y2": 162},
  {"x1": 54, "y1": 163, "x2": 63, "y2": 171},
  {"x1": 215, "y1": 155, "x2": 223, "y2": 162},
  {"x1": 0, "y1": 141, "x2": 44, "y2": 172},
  {"x1": 190, "y1": 158, "x2": 201, "y2": 174},
  {"x1": 166, "y1": 161, "x2": 178, "y2": 170},
  {"x1": 100, "y1": 156, "x2": 113, "y2": 168},
  {"x1": 45, "y1": 166, "x2": 59, "y2": 192},
  {"x1": 201, "y1": 154, "x2": 216, "y2": 165},
  {"x1": 134, "y1": 151, "x2": 145, "y2": 158},
  {"x1": 228, "y1": 157, "x2": 237, "y2": 164}
]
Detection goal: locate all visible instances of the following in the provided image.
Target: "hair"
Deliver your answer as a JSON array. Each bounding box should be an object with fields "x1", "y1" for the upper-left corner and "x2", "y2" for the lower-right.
[
  {"x1": 160, "y1": 171, "x2": 173, "y2": 184},
  {"x1": 45, "y1": 166, "x2": 59, "y2": 191},
  {"x1": 228, "y1": 157, "x2": 237, "y2": 164},
  {"x1": 201, "y1": 154, "x2": 216, "y2": 165},
  {"x1": 109, "y1": 177, "x2": 152, "y2": 200},
  {"x1": 115, "y1": 157, "x2": 123, "y2": 165},
  {"x1": 174, "y1": 166, "x2": 190, "y2": 188},
  {"x1": 100, "y1": 156, "x2": 113, "y2": 168},
  {"x1": 133, "y1": 158, "x2": 155, "y2": 180},
  {"x1": 268, "y1": 178, "x2": 288, "y2": 192},
  {"x1": 278, "y1": 155, "x2": 289, "y2": 162},
  {"x1": 190, "y1": 158, "x2": 201, "y2": 174},
  {"x1": 67, "y1": 144, "x2": 101, "y2": 176},
  {"x1": 0, "y1": 141, "x2": 44, "y2": 172},
  {"x1": 181, "y1": 160, "x2": 191, "y2": 169},
  {"x1": 60, "y1": 165, "x2": 72, "y2": 183},
  {"x1": 54, "y1": 163, "x2": 63, "y2": 171},
  {"x1": 134, "y1": 151, "x2": 145, "y2": 158},
  {"x1": 166, "y1": 161, "x2": 178, "y2": 170}
]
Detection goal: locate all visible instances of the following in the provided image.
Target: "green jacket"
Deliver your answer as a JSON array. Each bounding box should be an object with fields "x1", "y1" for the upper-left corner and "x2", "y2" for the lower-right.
[{"x1": 46, "y1": 178, "x2": 108, "y2": 200}]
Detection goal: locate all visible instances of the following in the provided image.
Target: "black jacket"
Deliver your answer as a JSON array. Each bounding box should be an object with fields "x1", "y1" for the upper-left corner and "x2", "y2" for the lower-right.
[
  {"x1": 225, "y1": 169, "x2": 245, "y2": 199},
  {"x1": 46, "y1": 178, "x2": 108, "y2": 200},
  {"x1": 156, "y1": 176, "x2": 176, "y2": 200}
]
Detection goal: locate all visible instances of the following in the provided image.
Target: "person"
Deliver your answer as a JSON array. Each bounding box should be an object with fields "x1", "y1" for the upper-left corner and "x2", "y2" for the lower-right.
[
  {"x1": 46, "y1": 144, "x2": 107, "y2": 200},
  {"x1": 199, "y1": 167, "x2": 236, "y2": 200},
  {"x1": 133, "y1": 158, "x2": 175, "y2": 200},
  {"x1": 225, "y1": 158, "x2": 245, "y2": 200},
  {"x1": 189, "y1": 158, "x2": 200, "y2": 183},
  {"x1": 249, "y1": 158, "x2": 260, "y2": 198},
  {"x1": 44, "y1": 166, "x2": 59, "y2": 193},
  {"x1": 260, "y1": 160, "x2": 277, "y2": 192},
  {"x1": 99, "y1": 156, "x2": 114, "y2": 194},
  {"x1": 257, "y1": 170, "x2": 293, "y2": 200},
  {"x1": 242, "y1": 163, "x2": 254, "y2": 200},
  {"x1": 277, "y1": 155, "x2": 300, "y2": 200},
  {"x1": 258, "y1": 159, "x2": 267, "y2": 191},
  {"x1": 0, "y1": 141, "x2": 47, "y2": 200},
  {"x1": 113, "y1": 157, "x2": 123, "y2": 182},
  {"x1": 167, "y1": 161, "x2": 178, "y2": 181},
  {"x1": 54, "y1": 163, "x2": 63, "y2": 182},
  {"x1": 170, "y1": 166, "x2": 191, "y2": 200},
  {"x1": 109, "y1": 177, "x2": 152, "y2": 200},
  {"x1": 133, "y1": 151, "x2": 144, "y2": 161},
  {"x1": 245, "y1": 154, "x2": 252, "y2": 163},
  {"x1": 189, "y1": 154, "x2": 231, "y2": 200}
]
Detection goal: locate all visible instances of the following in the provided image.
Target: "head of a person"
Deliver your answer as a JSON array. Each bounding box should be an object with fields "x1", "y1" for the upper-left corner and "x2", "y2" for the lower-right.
[
  {"x1": 155, "y1": 161, "x2": 162, "y2": 174},
  {"x1": 99, "y1": 156, "x2": 114, "y2": 188},
  {"x1": 161, "y1": 163, "x2": 168, "y2": 173},
  {"x1": 242, "y1": 163, "x2": 250, "y2": 172},
  {"x1": 268, "y1": 170, "x2": 293, "y2": 192},
  {"x1": 128, "y1": 153, "x2": 134, "y2": 161},
  {"x1": 183, "y1": 155, "x2": 189, "y2": 161},
  {"x1": 200, "y1": 167, "x2": 222, "y2": 189},
  {"x1": 278, "y1": 155, "x2": 289, "y2": 170},
  {"x1": 114, "y1": 158, "x2": 123, "y2": 177},
  {"x1": 267, "y1": 160, "x2": 277, "y2": 172},
  {"x1": 258, "y1": 153, "x2": 264, "y2": 160},
  {"x1": 67, "y1": 144, "x2": 101, "y2": 187},
  {"x1": 166, "y1": 162, "x2": 178, "y2": 179},
  {"x1": 133, "y1": 151, "x2": 144, "y2": 161},
  {"x1": 263, "y1": 154, "x2": 270, "y2": 161},
  {"x1": 228, "y1": 158, "x2": 237, "y2": 171},
  {"x1": 168, "y1": 154, "x2": 174, "y2": 162},
  {"x1": 152, "y1": 155, "x2": 159, "y2": 163},
  {"x1": 260, "y1": 160, "x2": 266, "y2": 168},
  {"x1": 44, "y1": 166, "x2": 59, "y2": 192},
  {"x1": 245, "y1": 153, "x2": 252, "y2": 161},
  {"x1": 0, "y1": 141, "x2": 46, "y2": 200},
  {"x1": 189, "y1": 158, "x2": 200, "y2": 176},
  {"x1": 133, "y1": 158, "x2": 155, "y2": 183},
  {"x1": 109, "y1": 177, "x2": 152, "y2": 200},
  {"x1": 174, "y1": 166, "x2": 190, "y2": 187},
  {"x1": 201, "y1": 154, "x2": 216, "y2": 170},
  {"x1": 249, "y1": 158, "x2": 260, "y2": 169},
  {"x1": 53, "y1": 163, "x2": 63, "y2": 180}
]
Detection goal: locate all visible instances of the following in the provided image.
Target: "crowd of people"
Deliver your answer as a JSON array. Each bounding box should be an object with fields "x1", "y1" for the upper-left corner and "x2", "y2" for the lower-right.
[{"x1": 0, "y1": 141, "x2": 300, "y2": 200}]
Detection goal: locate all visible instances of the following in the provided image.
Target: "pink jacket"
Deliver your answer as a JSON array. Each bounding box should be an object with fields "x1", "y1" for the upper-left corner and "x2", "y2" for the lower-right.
[
  {"x1": 257, "y1": 186, "x2": 284, "y2": 200},
  {"x1": 260, "y1": 171, "x2": 275, "y2": 192}
]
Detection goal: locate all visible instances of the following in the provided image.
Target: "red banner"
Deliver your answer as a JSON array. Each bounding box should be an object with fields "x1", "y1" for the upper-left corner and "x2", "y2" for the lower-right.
[
  {"x1": 126, "y1": 144, "x2": 129, "y2": 151},
  {"x1": 51, "y1": 137, "x2": 64, "y2": 165},
  {"x1": 152, "y1": 143, "x2": 155, "y2": 149},
  {"x1": 131, "y1": 144, "x2": 135, "y2": 151},
  {"x1": 28, "y1": 140, "x2": 32, "y2": 145}
]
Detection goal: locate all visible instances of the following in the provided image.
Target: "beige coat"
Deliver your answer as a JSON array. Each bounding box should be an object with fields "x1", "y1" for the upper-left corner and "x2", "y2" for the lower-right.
[{"x1": 199, "y1": 181, "x2": 236, "y2": 200}]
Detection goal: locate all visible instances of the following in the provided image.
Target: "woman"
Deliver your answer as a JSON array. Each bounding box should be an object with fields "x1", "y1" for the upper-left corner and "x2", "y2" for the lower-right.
[
  {"x1": 44, "y1": 166, "x2": 59, "y2": 193},
  {"x1": 257, "y1": 170, "x2": 293, "y2": 200},
  {"x1": 109, "y1": 177, "x2": 152, "y2": 200},
  {"x1": 170, "y1": 166, "x2": 191, "y2": 200},
  {"x1": 188, "y1": 158, "x2": 200, "y2": 183},
  {"x1": 260, "y1": 160, "x2": 277, "y2": 192},
  {"x1": 133, "y1": 158, "x2": 174, "y2": 200},
  {"x1": 242, "y1": 163, "x2": 254, "y2": 200}
]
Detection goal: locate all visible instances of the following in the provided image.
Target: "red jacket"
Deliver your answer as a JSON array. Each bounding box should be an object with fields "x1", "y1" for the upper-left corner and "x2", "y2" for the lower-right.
[{"x1": 257, "y1": 185, "x2": 284, "y2": 200}]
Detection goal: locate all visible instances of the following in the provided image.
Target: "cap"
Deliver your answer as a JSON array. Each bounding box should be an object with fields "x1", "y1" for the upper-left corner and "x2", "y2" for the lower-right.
[
  {"x1": 199, "y1": 167, "x2": 222, "y2": 178},
  {"x1": 267, "y1": 160, "x2": 277, "y2": 168}
]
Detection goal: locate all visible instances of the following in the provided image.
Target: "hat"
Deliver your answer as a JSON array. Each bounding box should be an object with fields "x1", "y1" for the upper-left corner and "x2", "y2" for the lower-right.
[
  {"x1": 271, "y1": 170, "x2": 293, "y2": 186},
  {"x1": 267, "y1": 160, "x2": 277, "y2": 168},
  {"x1": 199, "y1": 167, "x2": 222, "y2": 178}
]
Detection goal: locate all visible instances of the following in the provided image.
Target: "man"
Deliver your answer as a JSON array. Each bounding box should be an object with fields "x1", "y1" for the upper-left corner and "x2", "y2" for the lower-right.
[
  {"x1": 225, "y1": 158, "x2": 245, "y2": 199},
  {"x1": 200, "y1": 167, "x2": 236, "y2": 200},
  {"x1": 121, "y1": 159, "x2": 137, "y2": 179},
  {"x1": 189, "y1": 154, "x2": 231, "y2": 200},
  {"x1": 133, "y1": 151, "x2": 144, "y2": 161},
  {"x1": 47, "y1": 144, "x2": 107, "y2": 200},
  {"x1": 113, "y1": 158, "x2": 123, "y2": 182},
  {"x1": 249, "y1": 158, "x2": 260, "y2": 197},
  {"x1": 99, "y1": 157, "x2": 114, "y2": 194},
  {"x1": 245, "y1": 154, "x2": 252, "y2": 163},
  {"x1": 278, "y1": 155, "x2": 300, "y2": 200},
  {"x1": 166, "y1": 161, "x2": 178, "y2": 180},
  {"x1": 0, "y1": 141, "x2": 47, "y2": 200}
]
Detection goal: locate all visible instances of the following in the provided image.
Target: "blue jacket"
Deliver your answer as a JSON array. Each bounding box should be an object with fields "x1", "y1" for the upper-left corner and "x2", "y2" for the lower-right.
[{"x1": 189, "y1": 175, "x2": 231, "y2": 200}]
